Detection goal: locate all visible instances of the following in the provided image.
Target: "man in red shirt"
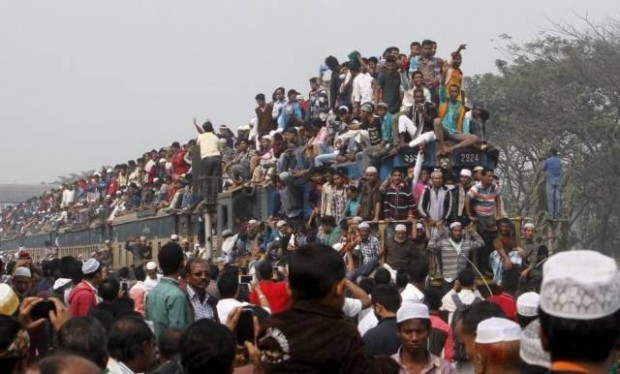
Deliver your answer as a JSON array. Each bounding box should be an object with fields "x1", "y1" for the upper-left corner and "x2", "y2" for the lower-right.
[
  {"x1": 487, "y1": 270, "x2": 518, "y2": 321},
  {"x1": 249, "y1": 259, "x2": 289, "y2": 314},
  {"x1": 68, "y1": 259, "x2": 103, "y2": 317}
]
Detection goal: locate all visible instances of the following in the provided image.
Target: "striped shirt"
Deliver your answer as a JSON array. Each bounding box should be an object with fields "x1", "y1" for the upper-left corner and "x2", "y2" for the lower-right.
[
  {"x1": 427, "y1": 231, "x2": 485, "y2": 281},
  {"x1": 467, "y1": 182, "x2": 501, "y2": 217}
]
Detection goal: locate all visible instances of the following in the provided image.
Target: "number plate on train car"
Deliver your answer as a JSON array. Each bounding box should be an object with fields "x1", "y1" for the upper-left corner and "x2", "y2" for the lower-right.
[{"x1": 457, "y1": 150, "x2": 482, "y2": 166}]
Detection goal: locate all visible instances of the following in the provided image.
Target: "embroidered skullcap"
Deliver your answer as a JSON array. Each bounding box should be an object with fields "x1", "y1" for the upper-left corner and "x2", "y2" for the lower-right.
[
  {"x1": 449, "y1": 222, "x2": 462, "y2": 230},
  {"x1": 520, "y1": 319, "x2": 551, "y2": 368},
  {"x1": 397, "y1": 301, "x2": 430, "y2": 323},
  {"x1": 358, "y1": 222, "x2": 370, "y2": 230},
  {"x1": 475, "y1": 317, "x2": 522, "y2": 344},
  {"x1": 523, "y1": 222, "x2": 535, "y2": 230},
  {"x1": 365, "y1": 166, "x2": 378, "y2": 174},
  {"x1": 517, "y1": 292, "x2": 540, "y2": 317},
  {"x1": 82, "y1": 258, "x2": 100, "y2": 275},
  {"x1": 0, "y1": 284, "x2": 20, "y2": 316},
  {"x1": 146, "y1": 261, "x2": 158, "y2": 271},
  {"x1": 13, "y1": 267, "x2": 31, "y2": 278},
  {"x1": 540, "y1": 250, "x2": 620, "y2": 320},
  {"x1": 395, "y1": 224, "x2": 407, "y2": 232},
  {"x1": 460, "y1": 169, "x2": 472, "y2": 177}
]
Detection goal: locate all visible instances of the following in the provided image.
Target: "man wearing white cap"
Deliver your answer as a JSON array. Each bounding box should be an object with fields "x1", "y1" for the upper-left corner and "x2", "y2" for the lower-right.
[
  {"x1": 516, "y1": 222, "x2": 540, "y2": 289},
  {"x1": 516, "y1": 291, "x2": 539, "y2": 328},
  {"x1": 347, "y1": 222, "x2": 380, "y2": 280},
  {"x1": 382, "y1": 223, "x2": 427, "y2": 282},
  {"x1": 539, "y1": 250, "x2": 620, "y2": 374},
  {"x1": 427, "y1": 221, "x2": 484, "y2": 291},
  {"x1": 358, "y1": 166, "x2": 382, "y2": 223},
  {"x1": 68, "y1": 258, "x2": 103, "y2": 317},
  {"x1": 418, "y1": 169, "x2": 452, "y2": 231},
  {"x1": 98, "y1": 240, "x2": 113, "y2": 270},
  {"x1": 144, "y1": 261, "x2": 162, "y2": 293},
  {"x1": 391, "y1": 302, "x2": 454, "y2": 373},
  {"x1": 11, "y1": 267, "x2": 32, "y2": 300},
  {"x1": 474, "y1": 317, "x2": 521, "y2": 373},
  {"x1": 451, "y1": 169, "x2": 475, "y2": 225}
]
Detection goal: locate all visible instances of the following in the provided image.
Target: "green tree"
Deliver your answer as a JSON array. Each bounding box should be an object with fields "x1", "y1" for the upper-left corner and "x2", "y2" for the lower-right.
[{"x1": 465, "y1": 18, "x2": 620, "y2": 255}]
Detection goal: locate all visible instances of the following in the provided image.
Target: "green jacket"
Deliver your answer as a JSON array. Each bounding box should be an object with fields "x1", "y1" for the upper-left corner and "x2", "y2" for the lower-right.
[{"x1": 145, "y1": 277, "x2": 191, "y2": 339}]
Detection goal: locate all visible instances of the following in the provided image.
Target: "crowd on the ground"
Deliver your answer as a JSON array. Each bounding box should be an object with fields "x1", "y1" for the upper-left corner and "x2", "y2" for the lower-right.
[{"x1": 0, "y1": 237, "x2": 619, "y2": 374}]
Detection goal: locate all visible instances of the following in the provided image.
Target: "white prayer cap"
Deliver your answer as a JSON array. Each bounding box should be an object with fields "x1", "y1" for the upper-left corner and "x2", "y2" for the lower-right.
[
  {"x1": 352, "y1": 216, "x2": 363, "y2": 224},
  {"x1": 279, "y1": 172, "x2": 290, "y2": 181},
  {"x1": 449, "y1": 222, "x2": 462, "y2": 230},
  {"x1": 221, "y1": 229, "x2": 234, "y2": 237},
  {"x1": 517, "y1": 292, "x2": 540, "y2": 317},
  {"x1": 416, "y1": 223, "x2": 424, "y2": 229},
  {"x1": 475, "y1": 317, "x2": 522, "y2": 344},
  {"x1": 104, "y1": 239, "x2": 111, "y2": 244},
  {"x1": 13, "y1": 267, "x2": 31, "y2": 278},
  {"x1": 431, "y1": 169, "x2": 443, "y2": 178},
  {"x1": 170, "y1": 234, "x2": 180, "y2": 241},
  {"x1": 82, "y1": 258, "x2": 100, "y2": 275},
  {"x1": 523, "y1": 222, "x2": 535, "y2": 230},
  {"x1": 460, "y1": 169, "x2": 472, "y2": 177},
  {"x1": 540, "y1": 250, "x2": 620, "y2": 320},
  {"x1": 140, "y1": 236, "x2": 147, "y2": 241},
  {"x1": 520, "y1": 320, "x2": 551, "y2": 369},
  {"x1": 358, "y1": 222, "x2": 370, "y2": 230},
  {"x1": 248, "y1": 219, "x2": 258, "y2": 225},
  {"x1": 473, "y1": 166, "x2": 484, "y2": 172},
  {"x1": 238, "y1": 124, "x2": 251, "y2": 131},
  {"x1": 397, "y1": 302, "x2": 430, "y2": 323},
  {"x1": 365, "y1": 166, "x2": 378, "y2": 174},
  {"x1": 395, "y1": 224, "x2": 407, "y2": 232},
  {"x1": 276, "y1": 220, "x2": 287, "y2": 229},
  {"x1": 261, "y1": 134, "x2": 271, "y2": 141},
  {"x1": 146, "y1": 261, "x2": 158, "y2": 270},
  {"x1": 0, "y1": 284, "x2": 20, "y2": 316},
  {"x1": 332, "y1": 243, "x2": 343, "y2": 252}
]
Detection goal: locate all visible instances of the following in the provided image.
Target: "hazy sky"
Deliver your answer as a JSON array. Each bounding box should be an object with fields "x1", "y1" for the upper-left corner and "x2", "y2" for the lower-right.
[{"x1": 0, "y1": 0, "x2": 616, "y2": 184}]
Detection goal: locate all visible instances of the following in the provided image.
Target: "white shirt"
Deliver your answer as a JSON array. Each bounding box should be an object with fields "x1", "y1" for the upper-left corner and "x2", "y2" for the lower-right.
[
  {"x1": 401, "y1": 283, "x2": 424, "y2": 303},
  {"x1": 217, "y1": 298, "x2": 271, "y2": 324},
  {"x1": 352, "y1": 72, "x2": 375, "y2": 104},
  {"x1": 440, "y1": 288, "x2": 482, "y2": 324},
  {"x1": 144, "y1": 274, "x2": 162, "y2": 293},
  {"x1": 342, "y1": 297, "x2": 363, "y2": 317},
  {"x1": 358, "y1": 310, "x2": 379, "y2": 337},
  {"x1": 401, "y1": 86, "x2": 432, "y2": 111}
]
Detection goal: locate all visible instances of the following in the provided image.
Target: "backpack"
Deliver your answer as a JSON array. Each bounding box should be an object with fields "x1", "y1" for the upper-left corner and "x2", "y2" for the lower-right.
[{"x1": 451, "y1": 293, "x2": 482, "y2": 362}]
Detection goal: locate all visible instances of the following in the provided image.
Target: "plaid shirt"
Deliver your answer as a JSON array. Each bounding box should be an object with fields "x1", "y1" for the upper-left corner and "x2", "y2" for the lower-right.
[
  {"x1": 358, "y1": 235, "x2": 380, "y2": 264},
  {"x1": 187, "y1": 286, "x2": 217, "y2": 321}
]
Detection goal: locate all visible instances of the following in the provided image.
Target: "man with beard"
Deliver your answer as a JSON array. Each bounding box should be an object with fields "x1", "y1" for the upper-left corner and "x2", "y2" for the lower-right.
[
  {"x1": 347, "y1": 222, "x2": 380, "y2": 280},
  {"x1": 427, "y1": 222, "x2": 484, "y2": 294},
  {"x1": 363, "y1": 284, "x2": 402, "y2": 356},
  {"x1": 184, "y1": 258, "x2": 218, "y2": 321},
  {"x1": 451, "y1": 169, "x2": 475, "y2": 225},
  {"x1": 418, "y1": 170, "x2": 452, "y2": 234},
  {"x1": 391, "y1": 302, "x2": 454, "y2": 373},
  {"x1": 382, "y1": 224, "x2": 427, "y2": 282},
  {"x1": 358, "y1": 167, "x2": 382, "y2": 223},
  {"x1": 516, "y1": 222, "x2": 538, "y2": 289}
]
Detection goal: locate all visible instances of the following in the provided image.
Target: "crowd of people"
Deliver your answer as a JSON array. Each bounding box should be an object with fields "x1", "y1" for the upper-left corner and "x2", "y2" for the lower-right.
[
  {"x1": 0, "y1": 240, "x2": 619, "y2": 374},
  {"x1": 0, "y1": 38, "x2": 590, "y2": 374}
]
